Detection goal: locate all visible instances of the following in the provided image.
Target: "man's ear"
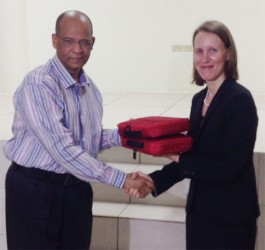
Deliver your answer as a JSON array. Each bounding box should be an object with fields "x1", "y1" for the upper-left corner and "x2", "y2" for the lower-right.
[
  {"x1": 91, "y1": 37, "x2": 96, "y2": 50},
  {"x1": 52, "y1": 34, "x2": 58, "y2": 49}
]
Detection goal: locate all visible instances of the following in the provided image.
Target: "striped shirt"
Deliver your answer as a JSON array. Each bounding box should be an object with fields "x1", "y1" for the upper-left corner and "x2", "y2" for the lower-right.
[{"x1": 4, "y1": 55, "x2": 126, "y2": 188}]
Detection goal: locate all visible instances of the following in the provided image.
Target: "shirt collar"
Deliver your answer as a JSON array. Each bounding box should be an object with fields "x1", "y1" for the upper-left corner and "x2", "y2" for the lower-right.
[{"x1": 51, "y1": 55, "x2": 90, "y2": 88}]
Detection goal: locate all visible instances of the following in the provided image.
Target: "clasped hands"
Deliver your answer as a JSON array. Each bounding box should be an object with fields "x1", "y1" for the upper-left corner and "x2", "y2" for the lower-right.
[
  {"x1": 123, "y1": 153, "x2": 180, "y2": 198},
  {"x1": 123, "y1": 172, "x2": 154, "y2": 198}
]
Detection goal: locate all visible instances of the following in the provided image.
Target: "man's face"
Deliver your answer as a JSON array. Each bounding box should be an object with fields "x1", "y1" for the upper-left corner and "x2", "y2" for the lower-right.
[{"x1": 52, "y1": 15, "x2": 95, "y2": 80}]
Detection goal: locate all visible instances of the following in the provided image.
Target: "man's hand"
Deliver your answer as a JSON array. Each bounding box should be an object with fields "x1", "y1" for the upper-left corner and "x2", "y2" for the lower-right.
[{"x1": 123, "y1": 171, "x2": 154, "y2": 198}]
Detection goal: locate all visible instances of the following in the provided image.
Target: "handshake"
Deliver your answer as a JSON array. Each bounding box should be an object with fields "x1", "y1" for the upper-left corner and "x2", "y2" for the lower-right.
[{"x1": 123, "y1": 172, "x2": 154, "y2": 198}]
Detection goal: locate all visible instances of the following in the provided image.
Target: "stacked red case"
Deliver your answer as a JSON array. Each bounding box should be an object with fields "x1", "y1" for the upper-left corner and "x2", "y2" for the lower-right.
[{"x1": 117, "y1": 116, "x2": 192, "y2": 156}]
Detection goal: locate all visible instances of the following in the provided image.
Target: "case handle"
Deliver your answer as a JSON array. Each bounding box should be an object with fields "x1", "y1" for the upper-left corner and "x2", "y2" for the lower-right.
[{"x1": 123, "y1": 125, "x2": 142, "y2": 138}]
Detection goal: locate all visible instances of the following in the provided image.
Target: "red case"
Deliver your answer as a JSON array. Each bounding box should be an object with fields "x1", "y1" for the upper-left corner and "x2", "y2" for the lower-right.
[
  {"x1": 121, "y1": 134, "x2": 193, "y2": 156},
  {"x1": 118, "y1": 116, "x2": 190, "y2": 138}
]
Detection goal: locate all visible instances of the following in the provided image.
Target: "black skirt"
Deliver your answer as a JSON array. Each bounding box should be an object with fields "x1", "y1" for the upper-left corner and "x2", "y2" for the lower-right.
[{"x1": 186, "y1": 213, "x2": 257, "y2": 250}]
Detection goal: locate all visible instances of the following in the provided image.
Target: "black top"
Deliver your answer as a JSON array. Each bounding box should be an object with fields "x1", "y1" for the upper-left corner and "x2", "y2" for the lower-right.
[{"x1": 150, "y1": 79, "x2": 260, "y2": 224}]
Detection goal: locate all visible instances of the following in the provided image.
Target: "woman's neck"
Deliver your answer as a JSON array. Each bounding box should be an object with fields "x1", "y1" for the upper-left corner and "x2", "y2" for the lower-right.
[{"x1": 206, "y1": 77, "x2": 225, "y2": 96}]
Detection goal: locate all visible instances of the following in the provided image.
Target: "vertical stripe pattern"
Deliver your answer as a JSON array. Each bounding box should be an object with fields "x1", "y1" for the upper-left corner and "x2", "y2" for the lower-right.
[{"x1": 4, "y1": 56, "x2": 126, "y2": 188}]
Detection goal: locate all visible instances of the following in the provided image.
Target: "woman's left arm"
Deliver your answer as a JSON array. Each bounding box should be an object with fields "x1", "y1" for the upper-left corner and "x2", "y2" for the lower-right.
[{"x1": 177, "y1": 91, "x2": 258, "y2": 183}]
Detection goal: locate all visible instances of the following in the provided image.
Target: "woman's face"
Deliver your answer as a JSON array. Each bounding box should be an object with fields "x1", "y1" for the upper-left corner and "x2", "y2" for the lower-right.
[{"x1": 193, "y1": 31, "x2": 229, "y2": 85}]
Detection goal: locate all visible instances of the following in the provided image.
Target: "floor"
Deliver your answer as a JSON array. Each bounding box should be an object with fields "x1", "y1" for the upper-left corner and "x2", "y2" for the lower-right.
[{"x1": 1, "y1": 90, "x2": 264, "y2": 152}]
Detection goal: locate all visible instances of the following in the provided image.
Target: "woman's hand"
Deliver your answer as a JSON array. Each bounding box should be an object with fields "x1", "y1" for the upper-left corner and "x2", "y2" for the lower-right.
[{"x1": 164, "y1": 154, "x2": 180, "y2": 163}]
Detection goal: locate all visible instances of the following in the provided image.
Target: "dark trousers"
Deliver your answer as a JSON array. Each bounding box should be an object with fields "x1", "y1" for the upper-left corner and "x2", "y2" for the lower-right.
[
  {"x1": 186, "y1": 213, "x2": 257, "y2": 250},
  {"x1": 5, "y1": 162, "x2": 93, "y2": 250}
]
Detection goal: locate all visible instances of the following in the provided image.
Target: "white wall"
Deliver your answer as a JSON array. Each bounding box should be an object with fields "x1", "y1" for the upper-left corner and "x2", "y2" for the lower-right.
[
  {"x1": 1, "y1": 0, "x2": 265, "y2": 95},
  {"x1": 0, "y1": 0, "x2": 29, "y2": 94}
]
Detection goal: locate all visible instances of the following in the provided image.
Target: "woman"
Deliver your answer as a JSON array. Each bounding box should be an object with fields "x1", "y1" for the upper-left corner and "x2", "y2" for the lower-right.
[{"x1": 130, "y1": 20, "x2": 260, "y2": 249}]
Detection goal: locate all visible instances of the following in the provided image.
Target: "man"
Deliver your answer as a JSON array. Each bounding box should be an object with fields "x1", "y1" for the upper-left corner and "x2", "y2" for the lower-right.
[{"x1": 4, "y1": 10, "x2": 153, "y2": 250}]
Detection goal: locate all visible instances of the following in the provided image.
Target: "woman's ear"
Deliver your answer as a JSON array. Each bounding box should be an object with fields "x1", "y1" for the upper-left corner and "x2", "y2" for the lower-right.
[{"x1": 226, "y1": 47, "x2": 231, "y2": 61}]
